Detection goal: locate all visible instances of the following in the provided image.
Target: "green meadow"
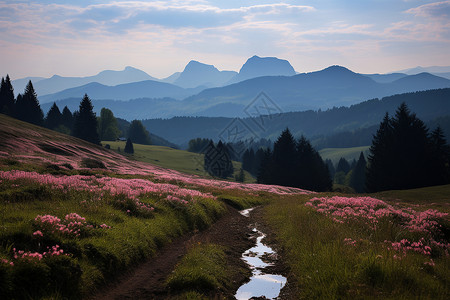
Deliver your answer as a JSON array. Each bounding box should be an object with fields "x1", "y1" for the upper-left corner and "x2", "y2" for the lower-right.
[
  {"x1": 319, "y1": 146, "x2": 370, "y2": 164},
  {"x1": 103, "y1": 141, "x2": 255, "y2": 183}
]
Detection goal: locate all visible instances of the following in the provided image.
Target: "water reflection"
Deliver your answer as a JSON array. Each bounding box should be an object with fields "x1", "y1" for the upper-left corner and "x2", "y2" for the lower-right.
[{"x1": 236, "y1": 210, "x2": 287, "y2": 300}]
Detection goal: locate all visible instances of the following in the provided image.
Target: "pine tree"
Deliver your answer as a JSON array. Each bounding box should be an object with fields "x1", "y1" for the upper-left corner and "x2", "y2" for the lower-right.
[
  {"x1": 253, "y1": 148, "x2": 265, "y2": 176},
  {"x1": 61, "y1": 106, "x2": 74, "y2": 132},
  {"x1": 0, "y1": 75, "x2": 15, "y2": 116},
  {"x1": 14, "y1": 81, "x2": 44, "y2": 126},
  {"x1": 336, "y1": 157, "x2": 351, "y2": 174},
  {"x1": 366, "y1": 113, "x2": 393, "y2": 192},
  {"x1": 296, "y1": 136, "x2": 332, "y2": 192},
  {"x1": 325, "y1": 159, "x2": 335, "y2": 178},
  {"x1": 389, "y1": 103, "x2": 430, "y2": 189},
  {"x1": 272, "y1": 128, "x2": 297, "y2": 186},
  {"x1": 429, "y1": 126, "x2": 450, "y2": 185},
  {"x1": 256, "y1": 130, "x2": 331, "y2": 192},
  {"x1": 349, "y1": 152, "x2": 367, "y2": 193},
  {"x1": 366, "y1": 103, "x2": 447, "y2": 192},
  {"x1": 124, "y1": 138, "x2": 134, "y2": 154},
  {"x1": 73, "y1": 94, "x2": 100, "y2": 144},
  {"x1": 45, "y1": 102, "x2": 62, "y2": 130},
  {"x1": 257, "y1": 148, "x2": 274, "y2": 184},
  {"x1": 216, "y1": 141, "x2": 234, "y2": 178}
]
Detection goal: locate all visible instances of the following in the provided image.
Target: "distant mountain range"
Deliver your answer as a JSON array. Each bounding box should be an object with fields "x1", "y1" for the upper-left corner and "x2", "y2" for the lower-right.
[
  {"x1": 394, "y1": 66, "x2": 450, "y2": 80},
  {"x1": 41, "y1": 65, "x2": 450, "y2": 120},
  {"x1": 13, "y1": 66, "x2": 157, "y2": 96},
  {"x1": 39, "y1": 81, "x2": 203, "y2": 103},
  {"x1": 14, "y1": 55, "x2": 297, "y2": 97}
]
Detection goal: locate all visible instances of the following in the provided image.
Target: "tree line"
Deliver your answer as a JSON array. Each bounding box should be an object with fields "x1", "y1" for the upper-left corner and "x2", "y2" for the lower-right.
[
  {"x1": 241, "y1": 103, "x2": 449, "y2": 193},
  {"x1": 256, "y1": 129, "x2": 332, "y2": 192},
  {"x1": 0, "y1": 76, "x2": 153, "y2": 149},
  {"x1": 366, "y1": 103, "x2": 449, "y2": 192}
]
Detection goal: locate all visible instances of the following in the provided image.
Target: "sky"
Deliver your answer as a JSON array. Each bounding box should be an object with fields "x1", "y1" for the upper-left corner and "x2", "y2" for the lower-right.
[{"x1": 1, "y1": 0, "x2": 449, "y2": 79}]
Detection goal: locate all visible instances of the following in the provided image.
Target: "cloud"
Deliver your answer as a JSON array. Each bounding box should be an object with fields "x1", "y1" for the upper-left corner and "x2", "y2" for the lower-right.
[
  {"x1": 406, "y1": 0, "x2": 450, "y2": 19},
  {"x1": 65, "y1": 1, "x2": 315, "y2": 32}
]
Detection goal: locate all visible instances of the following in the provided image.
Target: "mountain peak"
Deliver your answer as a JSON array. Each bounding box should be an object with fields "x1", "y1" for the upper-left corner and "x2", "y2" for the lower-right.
[
  {"x1": 183, "y1": 60, "x2": 218, "y2": 73},
  {"x1": 322, "y1": 65, "x2": 354, "y2": 73},
  {"x1": 124, "y1": 66, "x2": 139, "y2": 71},
  {"x1": 230, "y1": 55, "x2": 296, "y2": 83},
  {"x1": 174, "y1": 60, "x2": 236, "y2": 88}
]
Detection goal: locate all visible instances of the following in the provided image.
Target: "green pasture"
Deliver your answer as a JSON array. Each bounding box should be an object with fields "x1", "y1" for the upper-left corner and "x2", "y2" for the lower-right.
[
  {"x1": 103, "y1": 141, "x2": 256, "y2": 183},
  {"x1": 319, "y1": 146, "x2": 370, "y2": 164}
]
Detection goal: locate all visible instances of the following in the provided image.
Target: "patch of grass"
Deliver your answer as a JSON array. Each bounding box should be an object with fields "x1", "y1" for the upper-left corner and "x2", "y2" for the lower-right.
[
  {"x1": 104, "y1": 141, "x2": 255, "y2": 183},
  {"x1": 263, "y1": 194, "x2": 450, "y2": 299},
  {"x1": 0, "y1": 182, "x2": 227, "y2": 299},
  {"x1": 217, "y1": 194, "x2": 269, "y2": 209},
  {"x1": 375, "y1": 184, "x2": 450, "y2": 212},
  {"x1": 166, "y1": 243, "x2": 230, "y2": 293},
  {"x1": 319, "y1": 146, "x2": 370, "y2": 165}
]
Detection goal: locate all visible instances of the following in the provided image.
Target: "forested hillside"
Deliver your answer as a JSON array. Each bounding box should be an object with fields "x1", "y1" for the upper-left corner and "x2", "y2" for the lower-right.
[{"x1": 142, "y1": 89, "x2": 450, "y2": 147}]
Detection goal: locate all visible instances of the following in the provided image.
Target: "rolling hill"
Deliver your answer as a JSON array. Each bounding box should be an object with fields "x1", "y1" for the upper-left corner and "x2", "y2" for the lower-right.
[
  {"x1": 39, "y1": 80, "x2": 204, "y2": 104},
  {"x1": 13, "y1": 66, "x2": 157, "y2": 96},
  {"x1": 141, "y1": 89, "x2": 450, "y2": 147}
]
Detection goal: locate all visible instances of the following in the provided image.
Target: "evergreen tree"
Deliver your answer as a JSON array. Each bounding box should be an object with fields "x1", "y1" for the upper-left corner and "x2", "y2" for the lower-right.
[
  {"x1": 349, "y1": 152, "x2": 367, "y2": 193},
  {"x1": 15, "y1": 81, "x2": 44, "y2": 126},
  {"x1": 73, "y1": 94, "x2": 100, "y2": 144},
  {"x1": 366, "y1": 103, "x2": 448, "y2": 192},
  {"x1": 0, "y1": 75, "x2": 15, "y2": 116},
  {"x1": 45, "y1": 102, "x2": 62, "y2": 130},
  {"x1": 203, "y1": 140, "x2": 233, "y2": 178},
  {"x1": 61, "y1": 106, "x2": 74, "y2": 132},
  {"x1": 188, "y1": 138, "x2": 213, "y2": 153},
  {"x1": 389, "y1": 103, "x2": 430, "y2": 189},
  {"x1": 242, "y1": 148, "x2": 257, "y2": 175},
  {"x1": 325, "y1": 159, "x2": 335, "y2": 179},
  {"x1": 256, "y1": 130, "x2": 331, "y2": 192},
  {"x1": 257, "y1": 148, "x2": 274, "y2": 184},
  {"x1": 336, "y1": 157, "x2": 351, "y2": 174},
  {"x1": 272, "y1": 128, "x2": 297, "y2": 187},
  {"x1": 429, "y1": 126, "x2": 450, "y2": 185},
  {"x1": 216, "y1": 141, "x2": 234, "y2": 178},
  {"x1": 296, "y1": 136, "x2": 332, "y2": 192},
  {"x1": 98, "y1": 108, "x2": 120, "y2": 141},
  {"x1": 366, "y1": 113, "x2": 394, "y2": 192},
  {"x1": 124, "y1": 138, "x2": 134, "y2": 154},
  {"x1": 253, "y1": 148, "x2": 265, "y2": 176},
  {"x1": 128, "y1": 120, "x2": 151, "y2": 145}
]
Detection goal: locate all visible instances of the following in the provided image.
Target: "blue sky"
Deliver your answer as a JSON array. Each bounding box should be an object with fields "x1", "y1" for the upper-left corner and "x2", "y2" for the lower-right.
[{"x1": 1, "y1": 0, "x2": 449, "y2": 79}]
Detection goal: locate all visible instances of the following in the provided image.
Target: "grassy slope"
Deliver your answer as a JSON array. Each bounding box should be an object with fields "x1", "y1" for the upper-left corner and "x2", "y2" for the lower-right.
[
  {"x1": 0, "y1": 114, "x2": 270, "y2": 299},
  {"x1": 104, "y1": 141, "x2": 256, "y2": 183},
  {"x1": 319, "y1": 145, "x2": 370, "y2": 164},
  {"x1": 375, "y1": 184, "x2": 450, "y2": 213},
  {"x1": 264, "y1": 187, "x2": 450, "y2": 299}
]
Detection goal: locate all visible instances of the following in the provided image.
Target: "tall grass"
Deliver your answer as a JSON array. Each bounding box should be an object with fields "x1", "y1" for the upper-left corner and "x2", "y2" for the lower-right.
[
  {"x1": 0, "y1": 178, "x2": 226, "y2": 299},
  {"x1": 264, "y1": 194, "x2": 450, "y2": 299}
]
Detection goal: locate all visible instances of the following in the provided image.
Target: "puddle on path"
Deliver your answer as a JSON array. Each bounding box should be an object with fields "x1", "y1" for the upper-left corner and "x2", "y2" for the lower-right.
[{"x1": 236, "y1": 210, "x2": 287, "y2": 300}]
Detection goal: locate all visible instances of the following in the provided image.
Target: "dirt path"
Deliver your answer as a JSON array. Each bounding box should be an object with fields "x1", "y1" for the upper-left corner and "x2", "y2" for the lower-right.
[{"x1": 90, "y1": 205, "x2": 256, "y2": 299}]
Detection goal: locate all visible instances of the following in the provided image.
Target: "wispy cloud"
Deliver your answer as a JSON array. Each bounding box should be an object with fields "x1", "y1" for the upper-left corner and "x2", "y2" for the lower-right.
[
  {"x1": 406, "y1": 0, "x2": 450, "y2": 19},
  {"x1": 1, "y1": 1, "x2": 449, "y2": 77}
]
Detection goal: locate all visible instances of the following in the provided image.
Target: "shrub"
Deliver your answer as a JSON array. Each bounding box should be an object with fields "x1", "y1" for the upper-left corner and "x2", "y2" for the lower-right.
[{"x1": 80, "y1": 158, "x2": 106, "y2": 169}]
